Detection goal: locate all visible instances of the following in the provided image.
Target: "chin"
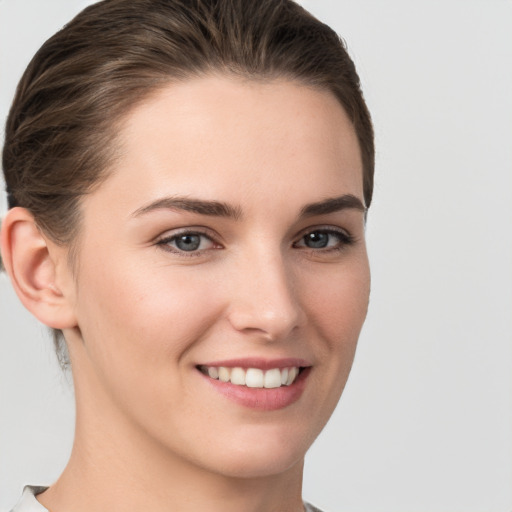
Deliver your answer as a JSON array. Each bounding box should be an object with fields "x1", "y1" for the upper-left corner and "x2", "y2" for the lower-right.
[
  {"x1": 209, "y1": 448, "x2": 305, "y2": 480},
  {"x1": 190, "y1": 423, "x2": 316, "y2": 479}
]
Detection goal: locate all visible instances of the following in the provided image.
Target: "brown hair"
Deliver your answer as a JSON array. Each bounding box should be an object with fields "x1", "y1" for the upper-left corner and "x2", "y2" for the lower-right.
[{"x1": 2, "y1": 0, "x2": 374, "y2": 369}]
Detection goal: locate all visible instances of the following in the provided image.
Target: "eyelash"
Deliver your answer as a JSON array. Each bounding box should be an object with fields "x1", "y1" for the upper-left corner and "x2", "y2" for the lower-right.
[
  {"x1": 155, "y1": 227, "x2": 355, "y2": 257},
  {"x1": 293, "y1": 228, "x2": 355, "y2": 252},
  {"x1": 156, "y1": 229, "x2": 220, "y2": 257}
]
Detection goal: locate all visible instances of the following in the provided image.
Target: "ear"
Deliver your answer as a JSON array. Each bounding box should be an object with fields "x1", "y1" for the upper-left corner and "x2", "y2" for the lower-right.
[{"x1": 1, "y1": 207, "x2": 77, "y2": 330}]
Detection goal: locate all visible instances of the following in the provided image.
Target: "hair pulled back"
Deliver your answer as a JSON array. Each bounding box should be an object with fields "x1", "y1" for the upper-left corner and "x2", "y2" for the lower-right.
[{"x1": 2, "y1": 0, "x2": 374, "y2": 369}]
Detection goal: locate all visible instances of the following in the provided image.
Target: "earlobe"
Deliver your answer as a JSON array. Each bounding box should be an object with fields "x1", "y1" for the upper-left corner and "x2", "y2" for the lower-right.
[{"x1": 0, "y1": 207, "x2": 77, "y2": 330}]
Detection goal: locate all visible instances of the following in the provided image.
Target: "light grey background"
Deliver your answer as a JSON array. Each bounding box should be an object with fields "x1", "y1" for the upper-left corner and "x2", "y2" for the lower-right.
[{"x1": 1, "y1": 1, "x2": 511, "y2": 511}]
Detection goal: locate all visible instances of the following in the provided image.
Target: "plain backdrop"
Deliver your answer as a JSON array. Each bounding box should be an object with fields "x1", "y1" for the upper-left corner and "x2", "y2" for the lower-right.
[{"x1": 1, "y1": 1, "x2": 511, "y2": 511}]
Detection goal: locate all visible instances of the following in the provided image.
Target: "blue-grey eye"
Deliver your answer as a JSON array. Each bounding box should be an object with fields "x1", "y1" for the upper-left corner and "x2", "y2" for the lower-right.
[
  {"x1": 174, "y1": 234, "x2": 202, "y2": 251},
  {"x1": 294, "y1": 229, "x2": 353, "y2": 251},
  {"x1": 304, "y1": 231, "x2": 329, "y2": 248},
  {"x1": 157, "y1": 231, "x2": 217, "y2": 254}
]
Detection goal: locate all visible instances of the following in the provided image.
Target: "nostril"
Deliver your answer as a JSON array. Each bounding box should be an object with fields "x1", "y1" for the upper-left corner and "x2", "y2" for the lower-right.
[{"x1": 227, "y1": 305, "x2": 303, "y2": 342}]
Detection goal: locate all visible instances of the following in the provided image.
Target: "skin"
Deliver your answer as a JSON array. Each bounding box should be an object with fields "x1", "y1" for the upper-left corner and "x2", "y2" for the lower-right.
[{"x1": 2, "y1": 76, "x2": 370, "y2": 512}]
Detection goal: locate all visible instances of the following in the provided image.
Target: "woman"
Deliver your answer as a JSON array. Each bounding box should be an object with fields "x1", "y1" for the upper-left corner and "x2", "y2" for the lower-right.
[{"x1": 1, "y1": 0, "x2": 374, "y2": 511}]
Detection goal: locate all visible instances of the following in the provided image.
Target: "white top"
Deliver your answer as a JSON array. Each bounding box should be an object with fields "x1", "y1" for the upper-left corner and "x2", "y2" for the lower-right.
[
  {"x1": 10, "y1": 486, "x2": 324, "y2": 512},
  {"x1": 10, "y1": 487, "x2": 47, "y2": 512}
]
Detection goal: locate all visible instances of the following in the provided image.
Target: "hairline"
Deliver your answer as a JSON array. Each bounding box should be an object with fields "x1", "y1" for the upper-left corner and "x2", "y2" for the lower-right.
[{"x1": 59, "y1": 70, "x2": 366, "y2": 277}]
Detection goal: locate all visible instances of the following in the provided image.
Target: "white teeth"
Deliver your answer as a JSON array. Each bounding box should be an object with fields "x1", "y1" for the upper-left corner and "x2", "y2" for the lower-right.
[
  {"x1": 264, "y1": 368, "x2": 282, "y2": 388},
  {"x1": 286, "y1": 367, "x2": 299, "y2": 386},
  {"x1": 218, "y1": 367, "x2": 231, "y2": 382},
  {"x1": 246, "y1": 368, "x2": 264, "y2": 388},
  {"x1": 230, "y1": 367, "x2": 246, "y2": 386},
  {"x1": 202, "y1": 365, "x2": 302, "y2": 388}
]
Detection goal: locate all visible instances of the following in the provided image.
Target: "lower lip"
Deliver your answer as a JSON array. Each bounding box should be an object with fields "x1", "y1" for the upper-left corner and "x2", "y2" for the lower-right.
[{"x1": 199, "y1": 368, "x2": 311, "y2": 411}]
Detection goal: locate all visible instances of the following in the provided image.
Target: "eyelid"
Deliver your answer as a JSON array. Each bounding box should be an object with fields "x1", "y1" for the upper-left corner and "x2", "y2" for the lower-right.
[
  {"x1": 293, "y1": 225, "x2": 355, "y2": 249},
  {"x1": 155, "y1": 227, "x2": 222, "y2": 256},
  {"x1": 153, "y1": 224, "x2": 355, "y2": 257}
]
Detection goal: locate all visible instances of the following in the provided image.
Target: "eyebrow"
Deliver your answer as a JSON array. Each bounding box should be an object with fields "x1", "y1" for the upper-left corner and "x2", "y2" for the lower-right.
[
  {"x1": 132, "y1": 196, "x2": 243, "y2": 220},
  {"x1": 131, "y1": 194, "x2": 366, "y2": 220},
  {"x1": 300, "y1": 194, "x2": 367, "y2": 217}
]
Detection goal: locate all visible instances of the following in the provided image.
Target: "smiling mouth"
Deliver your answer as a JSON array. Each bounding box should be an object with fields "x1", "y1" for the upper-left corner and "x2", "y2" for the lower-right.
[{"x1": 197, "y1": 365, "x2": 304, "y2": 388}]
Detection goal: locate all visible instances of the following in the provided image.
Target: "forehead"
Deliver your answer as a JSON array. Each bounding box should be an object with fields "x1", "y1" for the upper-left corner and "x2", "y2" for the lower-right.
[{"x1": 90, "y1": 76, "x2": 364, "y2": 215}]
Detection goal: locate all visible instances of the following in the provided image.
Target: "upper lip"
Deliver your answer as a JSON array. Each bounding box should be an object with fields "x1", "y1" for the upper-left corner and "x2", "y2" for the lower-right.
[{"x1": 197, "y1": 357, "x2": 311, "y2": 371}]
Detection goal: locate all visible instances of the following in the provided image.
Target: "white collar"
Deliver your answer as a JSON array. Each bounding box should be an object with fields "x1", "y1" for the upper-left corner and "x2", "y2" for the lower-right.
[
  {"x1": 10, "y1": 486, "x2": 49, "y2": 512},
  {"x1": 11, "y1": 485, "x2": 323, "y2": 512}
]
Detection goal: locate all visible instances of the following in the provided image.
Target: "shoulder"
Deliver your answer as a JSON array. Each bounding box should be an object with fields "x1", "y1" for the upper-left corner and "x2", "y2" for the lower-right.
[
  {"x1": 304, "y1": 502, "x2": 326, "y2": 512},
  {"x1": 11, "y1": 489, "x2": 324, "y2": 512},
  {"x1": 9, "y1": 486, "x2": 49, "y2": 512}
]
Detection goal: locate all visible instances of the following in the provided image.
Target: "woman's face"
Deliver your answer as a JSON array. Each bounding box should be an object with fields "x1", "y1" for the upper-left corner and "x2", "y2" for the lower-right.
[{"x1": 64, "y1": 76, "x2": 370, "y2": 478}]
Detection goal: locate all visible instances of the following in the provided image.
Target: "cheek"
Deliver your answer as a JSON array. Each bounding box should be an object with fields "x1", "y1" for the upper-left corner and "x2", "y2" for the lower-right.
[
  {"x1": 303, "y1": 257, "x2": 370, "y2": 351},
  {"x1": 74, "y1": 256, "x2": 224, "y2": 373},
  {"x1": 72, "y1": 259, "x2": 228, "y2": 431},
  {"x1": 283, "y1": 257, "x2": 370, "y2": 440}
]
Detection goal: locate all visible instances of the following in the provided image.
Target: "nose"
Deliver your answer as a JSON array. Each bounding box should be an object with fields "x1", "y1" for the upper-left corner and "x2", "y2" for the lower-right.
[{"x1": 226, "y1": 249, "x2": 305, "y2": 342}]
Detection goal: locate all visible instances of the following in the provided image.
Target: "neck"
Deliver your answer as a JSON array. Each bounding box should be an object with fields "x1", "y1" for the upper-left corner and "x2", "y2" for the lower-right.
[
  {"x1": 38, "y1": 349, "x2": 305, "y2": 512},
  {"x1": 39, "y1": 431, "x2": 305, "y2": 512}
]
